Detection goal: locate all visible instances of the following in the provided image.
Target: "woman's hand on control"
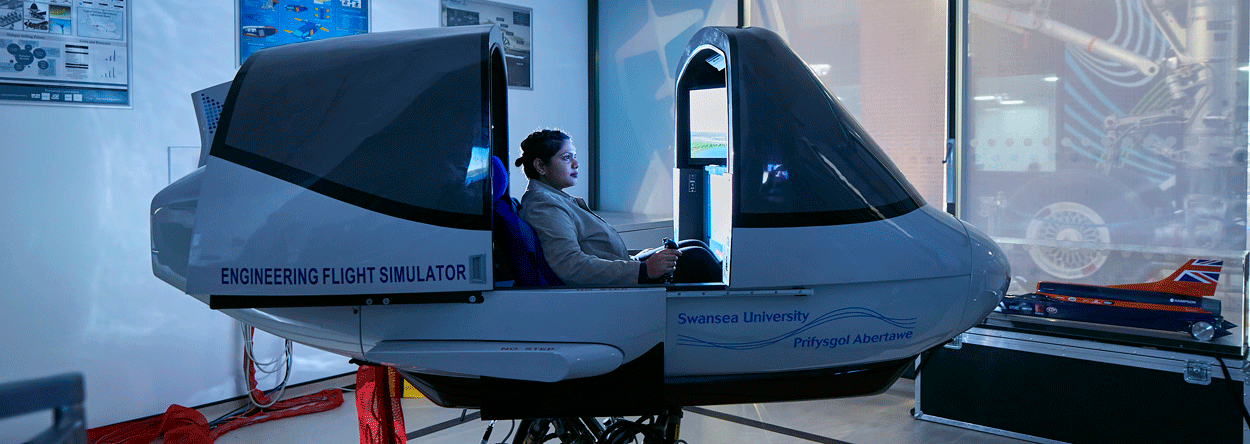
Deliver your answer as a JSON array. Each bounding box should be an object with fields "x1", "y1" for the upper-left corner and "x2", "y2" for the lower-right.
[
  {"x1": 635, "y1": 246, "x2": 662, "y2": 256},
  {"x1": 645, "y1": 248, "x2": 681, "y2": 279}
]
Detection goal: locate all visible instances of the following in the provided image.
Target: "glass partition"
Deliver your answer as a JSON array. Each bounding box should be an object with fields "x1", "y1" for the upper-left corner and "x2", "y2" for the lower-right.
[
  {"x1": 957, "y1": 0, "x2": 1248, "y2": 354},
  {"x1": 750, "y1": 0, "x2": 950, "y2": 206}
]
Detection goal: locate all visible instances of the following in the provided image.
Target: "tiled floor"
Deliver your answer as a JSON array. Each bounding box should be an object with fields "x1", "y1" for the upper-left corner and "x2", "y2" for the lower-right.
[{"x1": 211, "y1": 377, "x2": 1031, "y2": 444}]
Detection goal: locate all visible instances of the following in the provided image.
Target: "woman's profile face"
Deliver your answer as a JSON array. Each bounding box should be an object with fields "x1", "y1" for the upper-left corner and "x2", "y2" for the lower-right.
[{"x1": 538, "y1": 141, "x2": 578, "y2": 189}]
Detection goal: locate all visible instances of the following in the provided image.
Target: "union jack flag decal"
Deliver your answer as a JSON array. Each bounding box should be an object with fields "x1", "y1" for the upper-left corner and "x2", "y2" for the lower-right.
[
  {"x1": 1106, "y1": 258, "x2": 1224, "y2": 296},
  {"x1": 1176, "y1": 269, "x2": 1220, "y2": 284}
]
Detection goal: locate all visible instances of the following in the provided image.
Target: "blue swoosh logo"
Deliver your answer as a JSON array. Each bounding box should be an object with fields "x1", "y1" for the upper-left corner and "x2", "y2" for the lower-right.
[{"x1": 676, "y1": 307, "x2": 916, "y2": 350}]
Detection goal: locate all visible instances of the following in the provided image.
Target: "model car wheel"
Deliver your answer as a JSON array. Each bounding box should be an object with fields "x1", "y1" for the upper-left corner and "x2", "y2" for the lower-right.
[{"x1": 1189, "y1": 321, "x2": 1215, "y2": 342}]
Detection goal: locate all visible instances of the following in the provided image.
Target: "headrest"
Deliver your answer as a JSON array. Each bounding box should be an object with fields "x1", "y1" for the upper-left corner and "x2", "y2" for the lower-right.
[{"x1": 491, "y1": 155, "x2": 508, "y2": 202}]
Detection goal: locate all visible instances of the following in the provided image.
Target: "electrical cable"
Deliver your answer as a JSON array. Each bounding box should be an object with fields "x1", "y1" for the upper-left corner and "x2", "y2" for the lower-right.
[
  {"x1": 208, "y1": 403, "x2": 256, "y2": 428},
  {"x1": 250, "y1": 344, "x2": 291, "y2": 408},
  {"x1": 206, "y1": 383, "x2": 290, "y2": 428},
  {"x1": 601, "y1": 416, "x2": 663, "y2": 444},
  {"x1": 496, "y1": 419, "x2": 516, "y2": 444},
  {"x1": 1215, "y1": 356, "x2": 1250, "y2": 428},
  {"x1": 243, "y1": 329, "x2": 285, "y2": 367},
  {"x1": 910, "y1": 343, "x2": 946, "y2": 379},
  {"x1": 241, "y1": 322, "x2": 294, "y2": 408},
  {"x1": 206, "y1": 382, "x2": 294, "y2": 429},
  {"x1": 481, "y1": 420, "x2": 495, "y2": 444}
]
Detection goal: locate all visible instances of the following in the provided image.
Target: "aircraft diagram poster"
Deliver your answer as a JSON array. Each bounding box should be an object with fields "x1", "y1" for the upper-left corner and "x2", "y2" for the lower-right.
[
  {"x1": 440, "y1": 0, "x2": 531, "y2": 89},
  {"x1": 237, "y1": 0, "x2": 369, "y2": 67},
  {"x1": 0, "y1": 0, "x2": 131, "y2": 106}
]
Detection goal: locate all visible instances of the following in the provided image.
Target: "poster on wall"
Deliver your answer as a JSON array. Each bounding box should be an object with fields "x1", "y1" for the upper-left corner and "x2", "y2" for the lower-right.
[
  {"x1": 237, "y1": 0, "x2": 369, "y2": 67},
  {"x1": 0, "y1": 0, "x2": 131, "y2": 107},
  {"x1": 440, "y1": 0, "x2": 531, "y2": 89}
]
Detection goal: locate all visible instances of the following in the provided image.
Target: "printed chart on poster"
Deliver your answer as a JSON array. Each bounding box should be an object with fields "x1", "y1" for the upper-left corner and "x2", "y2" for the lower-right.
[
  {"x1": 237, "y1": 0, "x2": 369, "y2": 67},
  {"x1": 440, "y1": 0, "x2": 531, "y2": 89},
  {"x1": 0, "y1": 0, "x2": 131, "y2": 106}
]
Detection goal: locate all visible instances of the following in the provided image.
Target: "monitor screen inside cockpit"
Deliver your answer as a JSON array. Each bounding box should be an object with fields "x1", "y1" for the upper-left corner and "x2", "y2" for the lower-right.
[{"x1": 689, "y1": 87, "x2": 728, "y2": 163}]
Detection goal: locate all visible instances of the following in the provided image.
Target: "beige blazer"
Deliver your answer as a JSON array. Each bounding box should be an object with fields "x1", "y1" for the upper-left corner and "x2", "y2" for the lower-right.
[{"x1": 518, "y1": 180, "x2": 640, "y2": 286}]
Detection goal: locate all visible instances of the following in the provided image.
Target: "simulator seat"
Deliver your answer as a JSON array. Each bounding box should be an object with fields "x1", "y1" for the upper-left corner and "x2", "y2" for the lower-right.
[{"x1": 491, "y1": 156, "x2": 563, "y2": 287}]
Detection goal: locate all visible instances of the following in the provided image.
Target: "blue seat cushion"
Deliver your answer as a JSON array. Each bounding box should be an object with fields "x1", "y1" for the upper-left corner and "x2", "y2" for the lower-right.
[{"x1": 491, "y1": 156, "x2": 563, "y2": 287}]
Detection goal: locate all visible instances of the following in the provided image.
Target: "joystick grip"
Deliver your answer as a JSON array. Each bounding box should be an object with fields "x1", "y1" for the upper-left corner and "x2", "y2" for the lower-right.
[{"x1": 660, "y1": 238, "x2": 678, "y2": 283}]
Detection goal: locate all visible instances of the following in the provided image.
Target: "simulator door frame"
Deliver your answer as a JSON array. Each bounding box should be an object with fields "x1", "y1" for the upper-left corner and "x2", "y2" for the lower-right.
[{"x1": 676, "y1": 44, "x2": 733, "y2": 286}]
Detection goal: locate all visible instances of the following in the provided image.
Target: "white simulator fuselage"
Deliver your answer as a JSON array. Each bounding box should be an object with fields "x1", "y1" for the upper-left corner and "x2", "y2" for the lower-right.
[{"x1": 151, "y1": 25, "x2": 1008, "y2": 418}]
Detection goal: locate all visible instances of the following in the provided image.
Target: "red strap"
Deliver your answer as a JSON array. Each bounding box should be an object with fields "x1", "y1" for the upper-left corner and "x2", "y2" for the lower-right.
[
  {"x1": 211, "y1": 389, "x2": 344, "y2": 439},
  {"x1": 87, "y1": 416, "x2": 162, "y2": 444},
  {"x1": 87, "y1": 404, "x2": 210, "y2": 444},
  {"x1": 89, "y1": 326, "x2": 344, "y2": 444},
  {"x1": 355, "y1": 366, "x2": 407, "y2": 444},
  {"x1": 88, "y1": 389, "x2": 345, "y2": 444},
  {"x1": 158, "y1": 405, "x2": 211, "y2": 444}
]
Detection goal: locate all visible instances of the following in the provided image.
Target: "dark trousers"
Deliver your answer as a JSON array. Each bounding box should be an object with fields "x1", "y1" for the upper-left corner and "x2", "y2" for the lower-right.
[{"x1": 635, "y1": 239, "x2": 722, "y2": 283}]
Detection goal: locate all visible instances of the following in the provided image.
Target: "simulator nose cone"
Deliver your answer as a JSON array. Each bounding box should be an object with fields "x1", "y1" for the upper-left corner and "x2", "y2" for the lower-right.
[{"x1": 964, "y1": 221, "x2": 1010, "y2": 325}]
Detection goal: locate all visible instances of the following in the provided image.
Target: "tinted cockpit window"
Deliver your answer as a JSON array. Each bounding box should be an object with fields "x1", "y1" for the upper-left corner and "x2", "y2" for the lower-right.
[
  {"x1": 215, "y1": 28, "x2": 493, "y2": 228},
  {"x1": 739, "y1": 100, "x2": 921, "y2": 216},
  {"x1": 731, "y1": 27, "x2": 923, "y2": 227}
]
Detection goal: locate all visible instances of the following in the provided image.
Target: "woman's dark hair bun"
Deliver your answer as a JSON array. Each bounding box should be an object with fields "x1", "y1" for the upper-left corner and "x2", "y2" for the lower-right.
[{"x1": 516, "y1": 128, "x2": 570, "y2": 180}]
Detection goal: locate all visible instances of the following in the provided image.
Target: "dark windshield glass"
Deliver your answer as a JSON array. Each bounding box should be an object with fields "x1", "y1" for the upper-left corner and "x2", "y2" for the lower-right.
[
  {"x1": 739, "y1": 96, "x2": 920, "y2": 215},
  {"x1": 216, "y1": 27, "x2": 494, "y2": 226},
  {"x1": 728, "y1": 27, "x2": 923, "y2": 226}
]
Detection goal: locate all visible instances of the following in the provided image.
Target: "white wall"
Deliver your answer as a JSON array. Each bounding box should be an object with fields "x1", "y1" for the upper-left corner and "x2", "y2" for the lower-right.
[
  {"x1": 0, "y1": 0, "x2": 586, "y2": 438},
  {"x1": 596, "y1": 0, "x2": 736, "y2": 214},
  {"x1": 501, "y1": 1, "x2": 590, "y2": 201}
]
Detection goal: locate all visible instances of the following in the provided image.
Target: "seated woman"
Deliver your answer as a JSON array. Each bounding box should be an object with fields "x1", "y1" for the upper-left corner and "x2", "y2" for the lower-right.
[{"x1": 515, "y1": 129, "x2": 721, "y2": 286}]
